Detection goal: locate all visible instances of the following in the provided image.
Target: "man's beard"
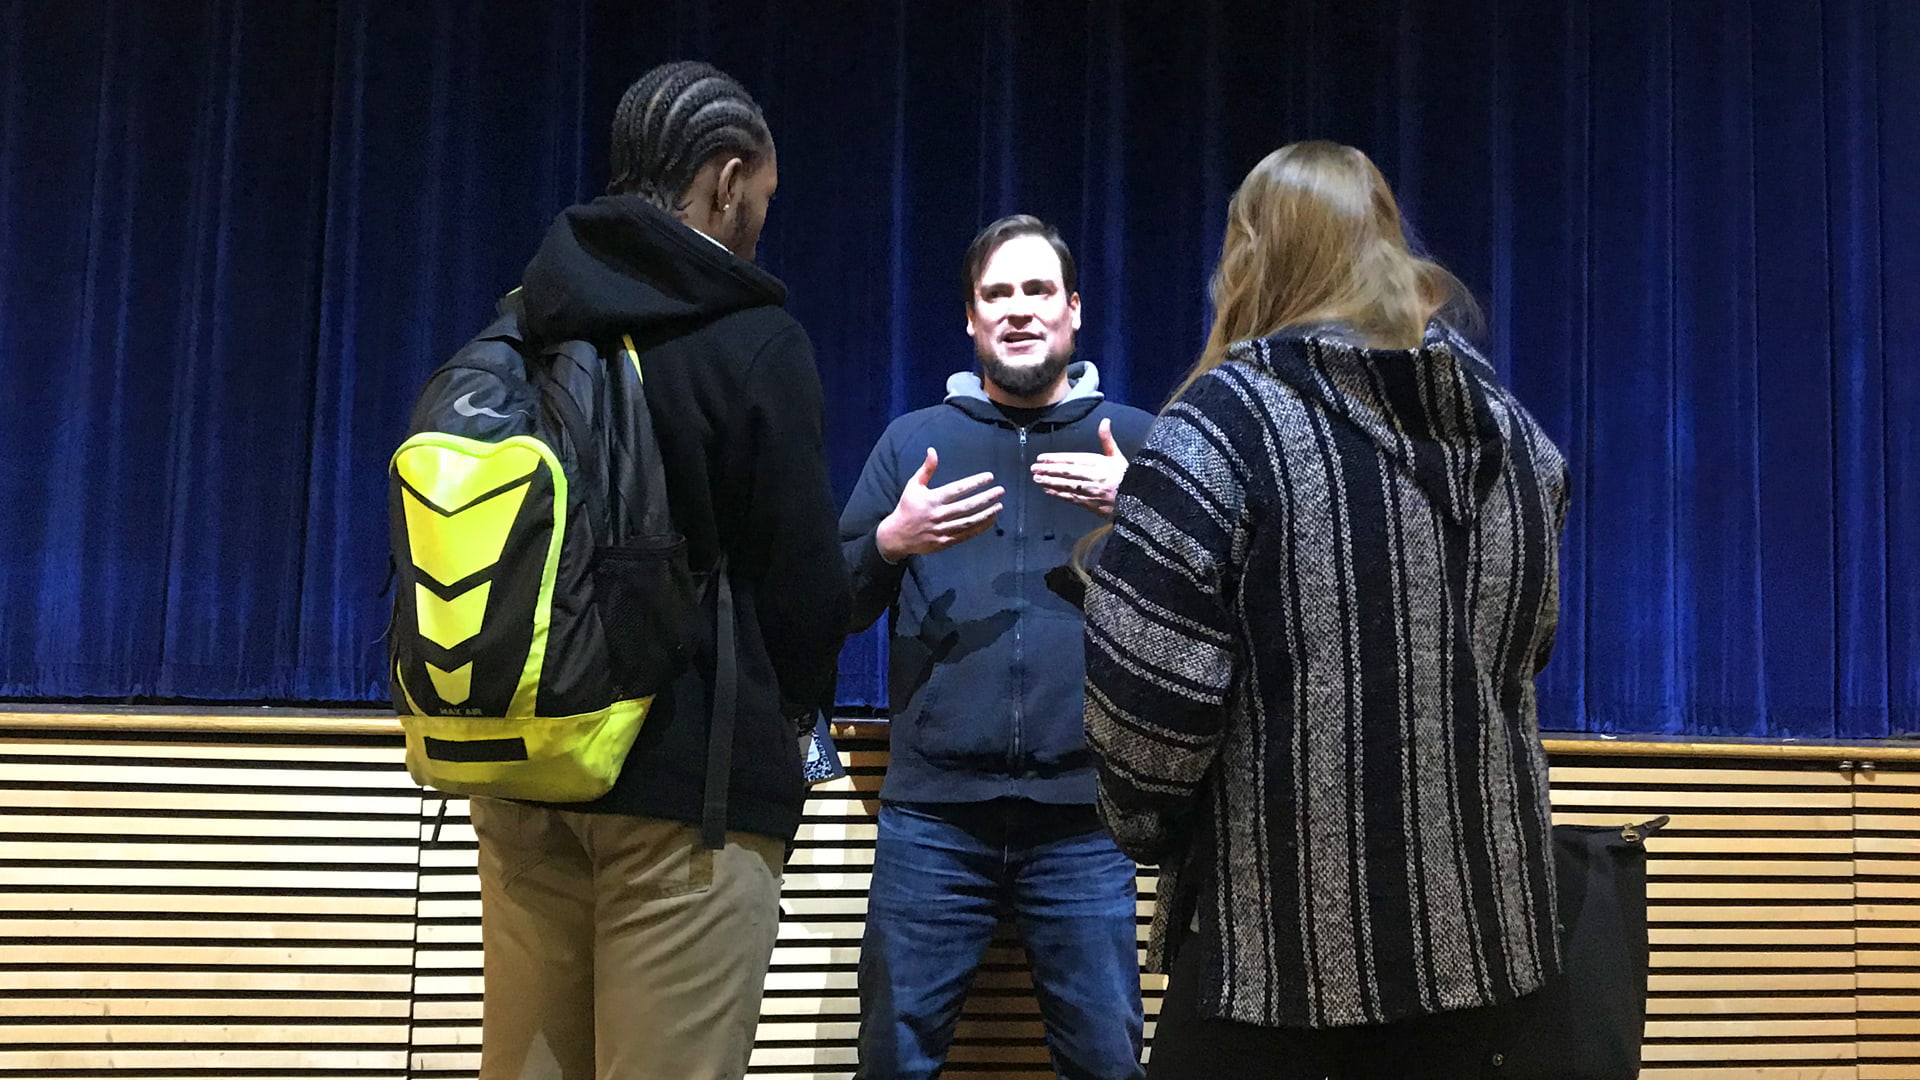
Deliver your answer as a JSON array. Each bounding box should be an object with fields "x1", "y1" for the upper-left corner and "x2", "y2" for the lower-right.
[{"x1": 980, "y1": 340, "x2": 1074, "y2": 399}]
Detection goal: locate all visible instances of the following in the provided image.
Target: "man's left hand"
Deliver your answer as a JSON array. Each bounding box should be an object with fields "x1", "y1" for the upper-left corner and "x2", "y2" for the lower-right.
[{"x1": 1031, "y1": 417, "x2": 1128, "y2": 518}]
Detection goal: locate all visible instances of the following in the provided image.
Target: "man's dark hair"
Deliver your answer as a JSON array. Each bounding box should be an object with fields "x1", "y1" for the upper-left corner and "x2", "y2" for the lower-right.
[
  {"x1": 607, "y1": 61, "x2": 772, "y2": 211},
  {"x1": 961, "y1": 215, "x2": 1077, "y2": 306}
]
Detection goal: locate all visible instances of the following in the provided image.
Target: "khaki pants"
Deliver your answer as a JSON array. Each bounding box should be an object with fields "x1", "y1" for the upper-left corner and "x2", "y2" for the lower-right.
[{"x1": 470, "y1": 798, "x2": 785, "y2": 1080}]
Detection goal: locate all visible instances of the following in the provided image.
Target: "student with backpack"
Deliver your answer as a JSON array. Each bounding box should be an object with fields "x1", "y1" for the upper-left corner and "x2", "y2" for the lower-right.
[{"x1": 388, "y1": 62, "x2": 847, "y2": 1080}]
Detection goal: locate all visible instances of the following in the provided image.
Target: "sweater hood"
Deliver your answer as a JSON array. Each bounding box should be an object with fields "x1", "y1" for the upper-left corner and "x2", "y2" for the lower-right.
[
  {"x1": 942, "y1": 360, "x2": 1106, "y2": 428},
  {"x1": 1240, "y1": 322, "x2": 1508, "y2": 526},
  {"x1": 520, "y1": 194, "x2": 787, "y2": 346}
]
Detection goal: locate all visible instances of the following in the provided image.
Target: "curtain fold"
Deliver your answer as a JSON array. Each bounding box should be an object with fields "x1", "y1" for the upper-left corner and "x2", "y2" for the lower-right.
[{"x1": 1, "y1": 0, "x2": 1914, "y2": 739}]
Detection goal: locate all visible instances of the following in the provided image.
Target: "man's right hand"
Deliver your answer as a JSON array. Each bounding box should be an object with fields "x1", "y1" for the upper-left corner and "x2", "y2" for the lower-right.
[{"x1": 875, "y1": 448, "x2": 1004, "y2": 562}]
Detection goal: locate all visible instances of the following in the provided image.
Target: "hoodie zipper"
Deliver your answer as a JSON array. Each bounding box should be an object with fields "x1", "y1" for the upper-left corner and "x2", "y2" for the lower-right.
[{"x1": 1012, "y1": 425, "x2": 1028, "y2": 782}]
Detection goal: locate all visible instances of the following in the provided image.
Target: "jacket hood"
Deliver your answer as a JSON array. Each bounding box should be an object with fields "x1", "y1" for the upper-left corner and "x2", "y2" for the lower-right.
[
  {"x1": 519, "y1": 194, "x2": 787, "y2": 346},
  {"x1": 942, "y1": 360, "x2": 1106, "y2": 428},
  {"x1": 1240, "y1": 322, "x2": 1508, "y2": 526}
]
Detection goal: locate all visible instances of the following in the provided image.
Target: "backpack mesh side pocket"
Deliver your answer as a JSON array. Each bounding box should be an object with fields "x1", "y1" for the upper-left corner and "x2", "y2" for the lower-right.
[{"x1": 591, "y1": 533, "x2": 695, "y2": 700}]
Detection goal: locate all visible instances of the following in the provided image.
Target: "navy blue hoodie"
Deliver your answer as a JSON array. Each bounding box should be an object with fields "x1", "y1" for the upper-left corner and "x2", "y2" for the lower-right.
[{"x1": 840, "y1": 364, "x2": 1153, "y2": 804}]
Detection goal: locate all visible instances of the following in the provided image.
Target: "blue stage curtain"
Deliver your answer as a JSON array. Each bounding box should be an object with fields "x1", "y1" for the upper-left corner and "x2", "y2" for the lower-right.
[{"x1": 2, "y1": 1, "x2": 1914, "y2": 739}]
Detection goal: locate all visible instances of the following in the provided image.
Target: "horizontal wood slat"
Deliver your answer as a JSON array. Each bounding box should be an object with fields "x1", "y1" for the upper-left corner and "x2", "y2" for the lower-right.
[
  {"x1": 1638, "y1": 1071, "x2": 1859, "y2": 1080},
  {"x1": 1554, "y1": 756, "x2": 1865, "y2": 1074},
  {"x1": 4, "y1": 722, "x2": 1918, "y2": 1077},
  {"x1": 1852, "y1": 766, "x2": 1920, "y2": 1073},
  {"x1": 0, "y1": 730, "x2": 421, "y2": 1078}
]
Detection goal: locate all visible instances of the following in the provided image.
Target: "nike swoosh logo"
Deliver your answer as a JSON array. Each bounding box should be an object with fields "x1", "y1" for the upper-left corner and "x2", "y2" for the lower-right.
[{"x1": 452, "y1": 392, "x2": 513, "y2": 420}]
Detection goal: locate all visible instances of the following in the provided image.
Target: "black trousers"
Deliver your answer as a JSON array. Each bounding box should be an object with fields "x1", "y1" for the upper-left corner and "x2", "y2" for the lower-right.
[{"x1": 1148, "y1": 942, "x2": 1523, "y2": 1080}]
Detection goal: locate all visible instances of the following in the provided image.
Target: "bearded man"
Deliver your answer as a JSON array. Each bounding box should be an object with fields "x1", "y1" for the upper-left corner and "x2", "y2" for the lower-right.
[{"x1": 838, "y1": 215, "x2": 1154, "y2": 1079}]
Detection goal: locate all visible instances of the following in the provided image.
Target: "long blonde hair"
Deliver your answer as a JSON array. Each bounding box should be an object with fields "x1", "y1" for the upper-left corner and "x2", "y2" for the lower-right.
[
  {"x1": 1074, "y1": 141, "x2": 1474, "y2": 581},
  {"x1": 1169, "y1": 140, "x2": 1474, "y2": 405}
]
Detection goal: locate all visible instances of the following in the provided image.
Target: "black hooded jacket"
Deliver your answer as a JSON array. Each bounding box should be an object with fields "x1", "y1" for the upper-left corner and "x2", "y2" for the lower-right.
[{"x1": 522, "y1": 194, "x2": 849, "y2": 841}]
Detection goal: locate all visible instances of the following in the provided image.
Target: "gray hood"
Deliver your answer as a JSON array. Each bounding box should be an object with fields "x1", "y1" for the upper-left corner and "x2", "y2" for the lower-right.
[{"x1": 942, "y1": 361, "x2": 1106, "y2": 427}]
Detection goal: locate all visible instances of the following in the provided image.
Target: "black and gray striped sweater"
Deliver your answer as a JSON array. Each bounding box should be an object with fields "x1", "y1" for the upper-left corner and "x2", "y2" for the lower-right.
[{"x1": 1084, "y1": 321, "x2": 1568, "y2": 1029}]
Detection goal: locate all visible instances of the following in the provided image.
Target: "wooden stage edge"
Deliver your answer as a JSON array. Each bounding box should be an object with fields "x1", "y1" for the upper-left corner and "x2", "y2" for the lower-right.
[
  {"x1": 4, "y1": 705, "x2": 1918, "y2": 1078},
  {"x1": 3, "y1": 706, "x2": 1920, "y2": 762}
]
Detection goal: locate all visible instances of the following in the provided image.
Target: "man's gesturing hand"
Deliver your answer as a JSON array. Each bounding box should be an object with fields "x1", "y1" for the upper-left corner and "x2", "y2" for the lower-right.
[
  {"x1": 1030, "y1": 417, "x2": 1128, "y2": 518},
  {"x1": 875, "y1": 448, "x2": 1005, "y2": 562}
]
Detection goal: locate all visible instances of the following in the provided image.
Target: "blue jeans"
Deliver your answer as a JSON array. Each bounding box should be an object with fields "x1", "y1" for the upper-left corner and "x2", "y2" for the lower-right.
[{"x1": 857, "y1": 799, "x2": 1145, "y2": 1079}]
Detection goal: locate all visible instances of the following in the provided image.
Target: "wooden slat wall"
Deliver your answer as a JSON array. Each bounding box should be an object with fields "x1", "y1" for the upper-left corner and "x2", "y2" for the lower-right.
[
  {"x1": 401, "y1": 736, "x2": 1161, "y2": 1079},
  {"x1": 755, "y1": 740, "x2": 1163, "y2": 1078},
  {"x1": 0, "y1": 728, "x2": 423, "y2": 1079},
  {"x1": 1551, "y1": 755, "x2": 1862, "y2": 1080},
  {"x1": 1854, "y1": 764, "x2": 1920, "y2": 1080},
  {"x1": 410, "y1": 793, "x2": 482, "y2": 1078},
  {"x1": 3, "y1": 720, "x2": 1918, "y2": 1079}
]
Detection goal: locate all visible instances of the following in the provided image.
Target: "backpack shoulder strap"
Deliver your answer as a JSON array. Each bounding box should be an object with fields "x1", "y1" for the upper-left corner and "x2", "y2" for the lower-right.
[
  {"x1": 527, "y1": 338, "x2": 611, "y2": 542},
  {"x1": 614, "y1": 334, "x2": 737, "y2": 850},
  {"x1": 611, "y1": 335, "x2": 678, "y2": 542},
  {"x1": 701, "y1": 556, "x2": 736, "y2": 850}
]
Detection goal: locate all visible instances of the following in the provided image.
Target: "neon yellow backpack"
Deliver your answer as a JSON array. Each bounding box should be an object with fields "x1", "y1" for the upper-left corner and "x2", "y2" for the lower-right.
[{"x1": 388, "y1": 299, "x2": 706, "y2": 804}]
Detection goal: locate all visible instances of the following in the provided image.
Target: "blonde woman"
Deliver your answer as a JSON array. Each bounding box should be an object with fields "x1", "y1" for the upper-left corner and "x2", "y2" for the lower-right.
[{"x1": 1083, "y1": 142, "x2": 1570, "y2": 1078}]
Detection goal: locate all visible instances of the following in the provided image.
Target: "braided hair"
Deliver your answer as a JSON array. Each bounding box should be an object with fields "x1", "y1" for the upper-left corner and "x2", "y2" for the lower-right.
[{"x1": 607, "y1": 61, "x2": 772, "y2": 211}]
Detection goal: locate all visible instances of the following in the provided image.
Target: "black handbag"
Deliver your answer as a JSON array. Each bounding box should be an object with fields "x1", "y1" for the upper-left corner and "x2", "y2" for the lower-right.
[{"x1": 1497, "y1": 816, "x2": 1668, "y2": 1080}]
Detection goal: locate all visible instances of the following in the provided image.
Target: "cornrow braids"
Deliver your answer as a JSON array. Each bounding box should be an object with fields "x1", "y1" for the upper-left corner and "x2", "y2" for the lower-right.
[{"x1": 607, "y1": 61, "x2": 772, "y2": 210}]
